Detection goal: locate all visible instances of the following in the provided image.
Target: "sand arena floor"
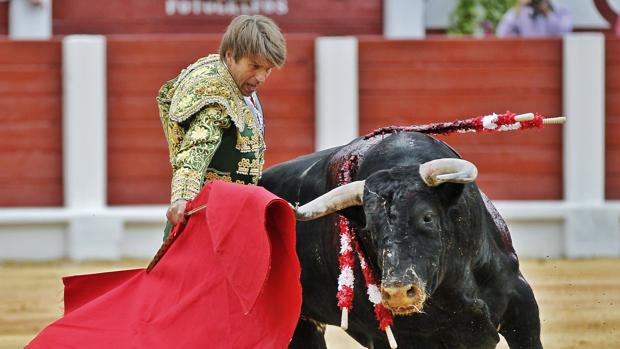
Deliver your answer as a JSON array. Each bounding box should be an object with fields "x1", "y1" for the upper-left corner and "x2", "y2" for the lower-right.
[{"x1": 1, "y1": 259, "x2": 618, "y2": 349}]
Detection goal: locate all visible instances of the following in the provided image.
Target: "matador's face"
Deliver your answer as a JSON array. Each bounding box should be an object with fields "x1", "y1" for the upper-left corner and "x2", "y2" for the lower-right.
[{"x1": 225, "y1": 51, "x2": 274, "y2": 96}]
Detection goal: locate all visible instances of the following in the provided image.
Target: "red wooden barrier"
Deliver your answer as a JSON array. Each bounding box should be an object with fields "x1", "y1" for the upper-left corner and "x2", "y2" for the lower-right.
[
  {"x1": 606, "y1": 38, "x2": 620, "y2": 199},
  {"x1": 0, "y1": 3, "x2": 7, "y2": 35},
  {"x1": 0, "y1": 40, "x2": 62, "y2": 207},
  {"x1": 52, "y1": 0, "x2": 381, "y2": 36},
  {"x1": 359, "y1": 38, "x2": 564, "y2": 200},
  {"x1": 106, "y1": 34, "x2": 314, "y2": 205},
  {"x1": 0, "y1": 36, "x2": 570, "y2": 206}
]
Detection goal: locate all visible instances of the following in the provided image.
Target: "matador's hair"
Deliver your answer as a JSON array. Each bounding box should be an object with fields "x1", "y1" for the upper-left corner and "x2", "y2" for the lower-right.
[{"x1": 219, "y1": 15, "x2": 286, "y2": 68}]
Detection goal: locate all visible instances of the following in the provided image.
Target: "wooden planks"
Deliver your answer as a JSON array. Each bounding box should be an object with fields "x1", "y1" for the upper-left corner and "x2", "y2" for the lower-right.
[
  {"x1": 52, "y1": 0, "x2": 381, "y2": 36},
  {"x1": 0, "y1": 40, "x2": 62, "y2": 207},
  {"x1": 106, "y1": 35, "x2": 314, "y2": 205},
  {"x1": 606, "y1": 38, "x2": 620, "y2": 199},
  {"x1": 0, "y1": 2, "x2": 7, "y2": 35},
  {"x1": 359, "y1": 38, "x2": 564, "y2": 200},
  {"x1": 106, "y1": 35, "x2": 220, "y2": 205},
  {"x1": 0, "y1": 36, "x2": 584, "y2": 204}
]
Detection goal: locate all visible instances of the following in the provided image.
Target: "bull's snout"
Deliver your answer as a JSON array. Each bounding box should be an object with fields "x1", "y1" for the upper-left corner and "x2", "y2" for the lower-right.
[{"x1": 381, "y1": 284, "x2": 426, "y2": 315}]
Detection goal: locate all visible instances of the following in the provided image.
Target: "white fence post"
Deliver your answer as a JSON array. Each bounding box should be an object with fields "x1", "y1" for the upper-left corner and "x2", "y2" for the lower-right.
[
  {"x1": 384, "y1": 0, "x2": 426, "y2": 39},
  {"x1": 315, "y1": 36, "x2": 358, "y2": 151},
  {"x1": 63, "y1": 35, "x2": 122, "y2": 260},
  {"x1": 563, "y1": 33, "x2": 619, "y2": 257}
]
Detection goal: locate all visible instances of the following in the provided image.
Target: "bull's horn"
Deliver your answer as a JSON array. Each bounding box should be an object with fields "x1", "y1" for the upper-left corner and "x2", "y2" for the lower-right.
[
  {"x1": 295, "y1": 181, "x2": 365, "y2": 221},
  {"x1": 419, "y1": 158, "x2": 478, "y2": 187}
]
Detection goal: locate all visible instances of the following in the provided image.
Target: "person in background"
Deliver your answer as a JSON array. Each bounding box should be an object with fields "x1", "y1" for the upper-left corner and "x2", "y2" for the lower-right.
[
  {"x1": 157, "y1": 14, "x2": 286, "y2": 238},
  {"x1": 496, "y1": 0, "x2": 572, "y2": 37}
]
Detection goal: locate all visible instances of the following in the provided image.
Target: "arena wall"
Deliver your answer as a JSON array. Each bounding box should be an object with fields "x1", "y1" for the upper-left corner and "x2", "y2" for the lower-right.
[
  {"x1": 358, "y1": 38, "x2": 563, "y2": 200},
  {"x1": 106, "y1": 34, "x2": 315, "y2": 205},
  {"x1": 0, "y1": 39, "x2": 62, "y2": 207},
  {"x1": 606, "y1": 38, "x2": 620, "y2": 199},
  {"x1": 2, "y1": 0, "x2": 618, "y2": 38},
  {"x1": 51, "y1": 0, "x2": 381, "y2": 36},
  {"x1": 0, "y1": 2, "x2": 7, "y2": 35},
  {"x1": 0, "y1": 34, "x2": 619, "y2": 260}
]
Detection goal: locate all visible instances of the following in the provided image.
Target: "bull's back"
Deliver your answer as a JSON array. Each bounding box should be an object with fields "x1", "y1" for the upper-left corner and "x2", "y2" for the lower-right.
[{"x1": 259, "y1": 147, "x2": 338, "y2": 203}]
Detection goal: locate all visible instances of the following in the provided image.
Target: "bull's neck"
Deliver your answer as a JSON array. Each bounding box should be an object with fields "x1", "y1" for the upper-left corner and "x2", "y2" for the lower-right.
[{"x1": 326, "y1": 135, "x2": 389, "y2": 188}]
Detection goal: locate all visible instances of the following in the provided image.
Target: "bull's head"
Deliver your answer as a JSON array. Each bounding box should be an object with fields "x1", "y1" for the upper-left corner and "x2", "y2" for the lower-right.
[{"x1": 295, "y1": 158, "x2": 477, "y2": 316}]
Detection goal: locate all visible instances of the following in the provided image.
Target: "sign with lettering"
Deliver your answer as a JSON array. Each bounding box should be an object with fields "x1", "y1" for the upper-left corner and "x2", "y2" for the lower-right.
[
  {"x1": 165, "y1": 0, "x2": 289, "y2": 16},
  {"x1": 50, "y1": 0, "x2": 381, "y2": 35}
]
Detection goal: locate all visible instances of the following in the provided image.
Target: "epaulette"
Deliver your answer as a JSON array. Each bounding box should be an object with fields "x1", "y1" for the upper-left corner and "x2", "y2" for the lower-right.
[{"x1": 168, "y1": 54, "x2": 247, "y2": 131}]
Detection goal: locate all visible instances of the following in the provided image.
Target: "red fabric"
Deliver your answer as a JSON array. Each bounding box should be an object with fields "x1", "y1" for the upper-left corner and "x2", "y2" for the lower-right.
[{"x1": 27, "y1": 181, "x2": 302, "y2": 349}]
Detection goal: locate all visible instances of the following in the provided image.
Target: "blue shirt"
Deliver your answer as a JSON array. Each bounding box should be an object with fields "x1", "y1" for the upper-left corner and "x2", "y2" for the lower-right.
[{"x1": 496, "y1": 3, "x2": 572, "y2": 37}]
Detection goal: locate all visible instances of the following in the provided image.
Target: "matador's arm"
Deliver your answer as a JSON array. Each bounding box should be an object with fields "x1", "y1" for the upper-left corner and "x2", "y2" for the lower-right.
[{"x1": 170, "y1": 104, "x2": 231, "y2": 203}]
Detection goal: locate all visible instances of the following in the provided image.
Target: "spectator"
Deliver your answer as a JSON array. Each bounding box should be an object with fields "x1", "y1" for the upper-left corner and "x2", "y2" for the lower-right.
[{"x1": 496, "y1": 0, "x2": 572, "y2": 37}]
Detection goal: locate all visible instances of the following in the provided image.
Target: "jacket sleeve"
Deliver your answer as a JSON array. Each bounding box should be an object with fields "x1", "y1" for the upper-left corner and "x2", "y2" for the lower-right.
[{"x1": 170, "y1": 104, "x2": 231, "y2": 203}]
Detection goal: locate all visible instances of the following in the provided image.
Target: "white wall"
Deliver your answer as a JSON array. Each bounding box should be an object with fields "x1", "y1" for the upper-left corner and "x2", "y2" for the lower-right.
[{"x1": 8, "y1": 0, "x2": 52, "y2": 39}]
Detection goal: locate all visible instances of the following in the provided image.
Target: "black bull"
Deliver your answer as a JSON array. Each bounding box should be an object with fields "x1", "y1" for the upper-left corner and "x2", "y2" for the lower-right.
[{"x1": 259, "y1": 132, "x2": 543, "y2": 349}]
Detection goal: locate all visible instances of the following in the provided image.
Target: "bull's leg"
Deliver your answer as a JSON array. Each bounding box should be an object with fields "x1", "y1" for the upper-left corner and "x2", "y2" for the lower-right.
[
  {"x1": 499, "y1": 276, "x2": 543, "y2": 349},
  {"x1": 288, "y1": 318, "x2": 328, "y2": 349}
]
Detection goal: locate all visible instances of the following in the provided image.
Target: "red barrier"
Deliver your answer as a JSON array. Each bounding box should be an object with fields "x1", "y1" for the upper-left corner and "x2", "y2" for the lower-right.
[
  {"x1": 606, "y1": 38, "x2": 620, "y2": 199},
  {"x1": 0, "y1": 36, "x2": 573, "y2": 206},
  {"x1": 106, "y1": 34, "x2": 315, "y2": 205},
  {"x1": 0, "y1": 3, "x2": 7, "y2": 35},
  {"x1": 359, "y1": 37, "x2": 564, "y2": 200},
  {"x1": 0, "y1": 40, "x2": 62, "y2": 207},
  {"x1": 51, "y1": 0, "x2": 381, "y2": 36}
]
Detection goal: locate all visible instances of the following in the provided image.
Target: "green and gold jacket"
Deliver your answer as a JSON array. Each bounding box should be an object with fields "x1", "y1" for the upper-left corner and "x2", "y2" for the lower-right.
[{"x1": 157, "y1": 54, "x2": 266, "y2": 203}]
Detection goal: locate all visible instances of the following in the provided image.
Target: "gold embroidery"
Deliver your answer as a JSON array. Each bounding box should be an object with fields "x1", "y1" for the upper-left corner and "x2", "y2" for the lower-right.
[
  {"x1": 205, "y1": 171, "x2": 247, "y2": 185},
  {"x1": 236, "y1": 158, "x2": 264, "y2": 177},
  {"x1": 158, "y1": 54, "x2": 267, "y2": 201},
  {"x1": 237, "y1": 158, "x2": 251, "y2": 175},
  {"x1": 206, "y1": 171, "x2": 233, "y2": 183},
  {"x1": 171, "y1": 168, "x2": 203, "y2": 203},
  {"x1": 167, "y1": 54, "x2": 263, "y2": 145},
  {"x1": 168, "y1": 106, "x2": 229, "y2": 203}
]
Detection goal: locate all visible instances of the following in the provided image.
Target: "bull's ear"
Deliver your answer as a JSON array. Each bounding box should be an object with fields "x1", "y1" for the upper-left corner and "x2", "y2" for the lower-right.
[
  {"x1": 338, "y1": 206, "x2": 366, "y2": 227},
  {"x1": 438, "y1": 182, "x2": 465, "y2": 206}
]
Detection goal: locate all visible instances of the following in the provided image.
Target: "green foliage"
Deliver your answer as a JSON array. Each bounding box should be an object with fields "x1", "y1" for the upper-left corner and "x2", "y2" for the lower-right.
[{"x1": 448, "y1": 0, "x2": 517, "y2": 35}]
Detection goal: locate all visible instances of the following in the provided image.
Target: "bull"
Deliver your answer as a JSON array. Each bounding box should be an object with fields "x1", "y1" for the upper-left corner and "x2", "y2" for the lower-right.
[{"x1": 259, "y1": 131, "x2": 543, "y2": 349}]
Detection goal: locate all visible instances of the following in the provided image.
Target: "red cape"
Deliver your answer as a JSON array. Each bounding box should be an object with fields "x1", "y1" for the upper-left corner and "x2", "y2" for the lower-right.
[{"x1": 27, "y1": 181, "x2": 302, "y2": 349}]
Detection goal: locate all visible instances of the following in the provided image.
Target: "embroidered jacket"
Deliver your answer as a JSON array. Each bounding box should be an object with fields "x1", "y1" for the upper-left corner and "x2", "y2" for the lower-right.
[{"x1": 157, "y1": 54, "x2": 266, "y2": 203}]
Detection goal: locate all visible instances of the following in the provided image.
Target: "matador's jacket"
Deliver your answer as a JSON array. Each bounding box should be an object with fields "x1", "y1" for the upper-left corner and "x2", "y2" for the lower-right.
[{"x1": 157, "y1": 54, "x2": 266, "y2": 204}]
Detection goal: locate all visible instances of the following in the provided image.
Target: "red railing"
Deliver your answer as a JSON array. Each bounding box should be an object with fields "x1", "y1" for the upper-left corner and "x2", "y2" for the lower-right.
[
  {"x1": 358, "y1": 37, "x2": 564, "y2": 200},
  {"x1": 606, "y1": 37, "x2": 620, "y2": 199},
  {"x1": 6, "y1": 36, "x2": 613, "y2": 205},
  {"x1": 51, "y1": 0, "x2": 381, "y2": 36},
  {"x1": 0, "y1": 39, "x2": 63, "y2": 207},
  {"x1": 106, "y1": 34, "x2": 315, "y2": 205}
]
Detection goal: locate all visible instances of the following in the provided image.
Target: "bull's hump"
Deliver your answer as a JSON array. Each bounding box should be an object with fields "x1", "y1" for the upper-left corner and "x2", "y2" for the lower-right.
[{"x1": 480, "y1": 191, "x2": 516, "y2": 255}]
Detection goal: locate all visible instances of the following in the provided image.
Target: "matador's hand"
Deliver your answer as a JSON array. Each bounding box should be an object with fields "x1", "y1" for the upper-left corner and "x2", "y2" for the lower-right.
[{"x1": 167, "y1": 199, "x2": 188, "y2": 225}]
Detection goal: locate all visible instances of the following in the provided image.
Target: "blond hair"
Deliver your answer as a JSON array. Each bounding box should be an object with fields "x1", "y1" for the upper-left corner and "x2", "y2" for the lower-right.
[{"x1": 219, "y1": 15, "x2": 286, "y2": 68}]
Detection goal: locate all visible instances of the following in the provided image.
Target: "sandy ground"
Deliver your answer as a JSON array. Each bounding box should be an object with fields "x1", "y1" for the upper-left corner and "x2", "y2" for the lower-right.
[{"x1": 1, "y1": 259, "x2": 619, "y2": 349}]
